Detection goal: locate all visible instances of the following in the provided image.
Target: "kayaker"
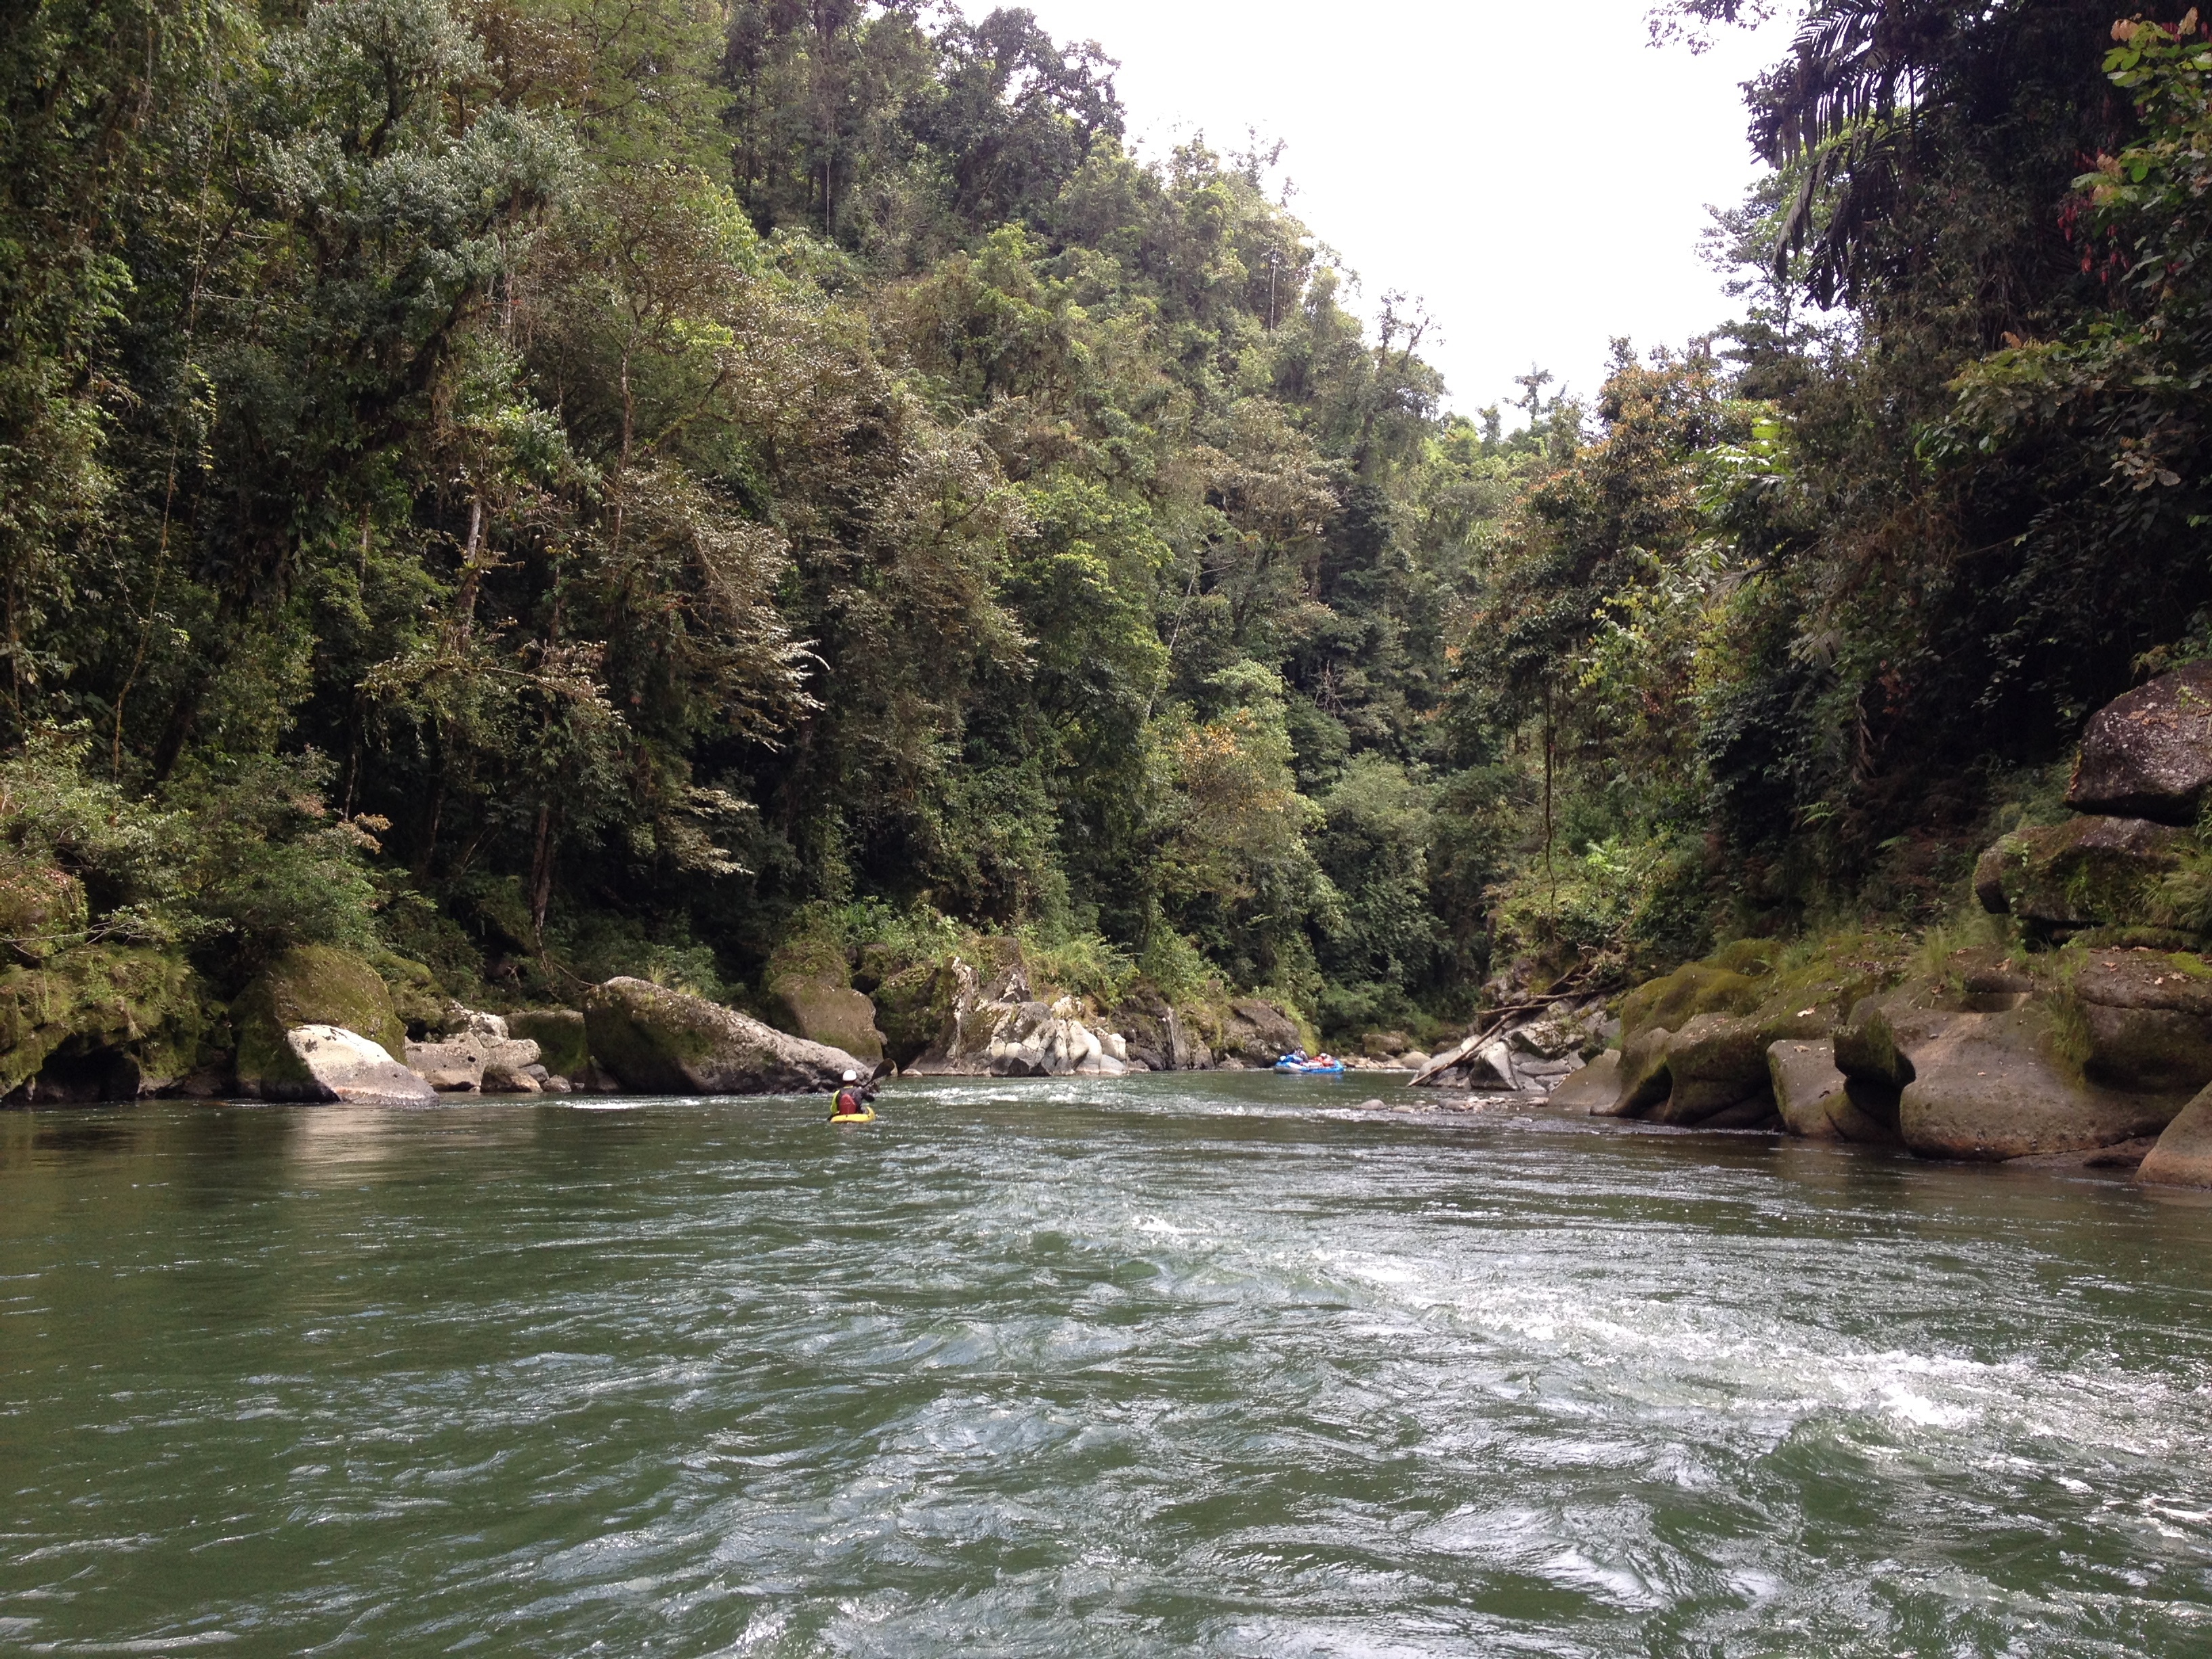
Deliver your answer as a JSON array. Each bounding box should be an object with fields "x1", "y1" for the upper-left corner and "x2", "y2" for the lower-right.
[{"x1": 830, "y1": 1070, "x2": 872, "y2": 1119}]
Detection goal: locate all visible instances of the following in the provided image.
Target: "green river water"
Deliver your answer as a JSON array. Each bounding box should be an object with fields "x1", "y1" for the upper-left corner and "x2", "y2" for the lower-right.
[{"x1": 3, "y1": 1074, "x2": 2211, "y2": 1656}]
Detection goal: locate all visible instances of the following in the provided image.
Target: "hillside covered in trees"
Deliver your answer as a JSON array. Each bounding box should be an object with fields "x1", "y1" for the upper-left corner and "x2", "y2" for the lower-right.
[{"x1": 6, "y1": 0, "x2": 2212, "y2": 1061}]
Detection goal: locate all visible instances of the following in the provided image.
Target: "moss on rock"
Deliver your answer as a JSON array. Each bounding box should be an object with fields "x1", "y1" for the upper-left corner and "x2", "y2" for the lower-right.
[
  {"x1": 508, "y1": 1008, "x2": 588, "y2": 1078},
  {"x1": 231, "y1": 946, "x2": 407, "y2": 1097},
  {"x1": 0, "y1": 945, "x2": 213, "y2": 1099},
  {"x1": 766, "y1": 973, "x2": 886, "y2": 1064},
  {"x1": 1979, "y1": 816, "x2": 2188, "y2": 935},
  {"x1": 584, "y1": 977, "x2": 861, "y2": 1094},
  {"x1": 1619, "y1": 964, "x2": 1764, "y2": 1046}
]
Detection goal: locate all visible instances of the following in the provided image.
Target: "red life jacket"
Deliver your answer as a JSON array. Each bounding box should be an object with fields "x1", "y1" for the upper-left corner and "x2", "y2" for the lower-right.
[{"x1": 834, "y1": 1086, "x2": 865, "y2": 1115}]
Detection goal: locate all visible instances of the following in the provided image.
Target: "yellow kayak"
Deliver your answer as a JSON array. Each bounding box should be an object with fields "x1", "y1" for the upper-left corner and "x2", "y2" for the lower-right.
[{"x1": 829, "y1": 1109, "x2": 876, "y2": 1124}]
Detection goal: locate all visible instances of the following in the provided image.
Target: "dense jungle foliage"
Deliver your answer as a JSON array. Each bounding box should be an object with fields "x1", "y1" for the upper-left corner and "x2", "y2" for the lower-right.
[{"x1": 6, "y1": 0, "x2": 2212, "y2": 1046}]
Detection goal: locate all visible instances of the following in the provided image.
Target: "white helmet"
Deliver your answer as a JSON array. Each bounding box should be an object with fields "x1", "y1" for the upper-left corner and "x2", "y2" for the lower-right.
[{"x1": 842, "y1": 1070, "x2": 859, "y2": 1083}]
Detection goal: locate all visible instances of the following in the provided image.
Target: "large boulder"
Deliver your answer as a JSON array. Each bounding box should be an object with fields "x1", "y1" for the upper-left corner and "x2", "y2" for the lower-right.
[
  {"x1": 1769, "y1": 1039, "x2": 1848, "y2": 1139},
  {"x1": 1548, "y1": 1048, "x2": 1620, "y2": 1114},
  {"x1": 1832, "y1": 989, "x2": 1938, "y2": 1094},
  {"x1": 907, "y1": 956, "x2": 1010, "y2": 1075},
  {"x1": 1216, "y1": 999, "x2": 1302, "y2": 1067},
  {"x1": 1767, "y1": 1038, "x2": 1899, "y2": 1143},
  {"x1": 403, "y1": 1021, "x2": 541, "y2": 1093},
  {"x1": 898, "y1": 957, "x2": 1134, "y2": 1078},
  {"x1": 2067, "y1": 660, "x2": 2212, "y2": 823},
  {"x1": 2072, "y1": 951, "x2": 2212, "y2": 1094},
  {"x1": 1110, "y1": 988, "x2": 1207, "y2": 1072},
  {"x1": 1894, "y1": 1006, "x2": 2180, "y2": 1161},
  {"x1": 583, "y1": 977, "x2": 863, "y2": 1095},
  {"x1": 984, "y1": 997, "x2": 1128, "y2": 1078},
  {"x1": 1651, "y1": 1010, "x2": 1808, "y2": 1126},
  {"x1": 1832, "y1": 977, "x2": 2187, "y2": 1160},
  {"x1": 766, "y1": 972, "x2": 885, "y2": 1065},
  {"x1": 873, "y1": 961, "x2": 960, "y2": 1069},
  {"x1": 1649, "y1": 1014, "x2": 1764, "y2": 1124},
  {"x1": 1973, "y1": 816, "x2": 2188, "y2": 934},
  {"x1": 2137, "y1": 1082, "x2": 2212, "y2": 1187},
  {"x1": 507, "y1": 1008, "x2": 588, "y2": 1078},
  {"x1": 274, "y1": 1025, "x2": 436, "y2": 1107},
  {"x1": 1603, "y1": 1024, "x2": 1676, "y2": 1118},
  {"x1": 233, "y1": 946, "x2": 407, "y2": 1098}
]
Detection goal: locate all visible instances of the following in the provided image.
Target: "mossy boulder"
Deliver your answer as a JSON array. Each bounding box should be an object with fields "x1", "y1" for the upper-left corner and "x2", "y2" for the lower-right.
[
  {"x1": 873, "y1": 961, "x2": 958, "y2": 1069},
  {"x1": 584, "y1": 977, "x2": 863, "y2": 1094},
  {"x1": 1834, "y1": 989, "x2": 1932, "y2": 1093},
  {"x1": 376, "y1": 954, "x2": 448, "y2": 1035},
  {"x1": 765, "y1": 972, "x2": 885, "y2": 1065},
  {"x1": 1106, "y1": 986, "x2": 1208, "y2": 1072},
  {"x1": 1606, "y1": 935, "x2": 2205, "y2": 1156},
  {"x1": 1605, "y1": 935, "x2": 1902, "y2": 1125},
  {"x1": 1827, "y1": 960, "x2": 2192, "y2": 1160},
  {"x1": 1893, "y1": 1004, "x2": 2182, "y2": 1161},
  {"x1": 1974, "y1": 815, "x2": 2188, "y2": 935},
  {"x1": 2070, "y1": 949, "x2": 2212, "y2": 1094},
  {"x1": 1217, "y1": 999, "x2": 1302, "y2": 1066},
  {"x1": 1652, "y1": 1011, "x2": 1782, "y2": 1125},
  {"x1": 1619, "y1": 963, "x2": 1765, "y2": 1044},
  {"x1": 508, "y1": 1008, "x2": 588, "y2": 1078},
  {"x1": 1608, "y1": 1024, "x2": 1677, "y2": 1118},
  {"x1": 1769, "y1": 1039, "x2": 1849, "y2": 1139},
  {"x1": 0, "y1": 944, "x2": 212, "y2": 1101},
  {"x1": 231, "y1": 946, "x2": 407, "y2": 1099}
]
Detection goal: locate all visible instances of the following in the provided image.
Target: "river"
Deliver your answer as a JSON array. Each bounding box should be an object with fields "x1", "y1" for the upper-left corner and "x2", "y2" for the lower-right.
[{"x1": 3, "y1": 1074, "x2": 2211, "y2": 1656}]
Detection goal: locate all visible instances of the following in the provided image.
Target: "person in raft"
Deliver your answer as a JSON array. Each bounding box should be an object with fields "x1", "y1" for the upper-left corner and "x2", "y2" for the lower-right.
[{"x1": 830, "y1": 1071, "x2": 874, "y2": 1119}]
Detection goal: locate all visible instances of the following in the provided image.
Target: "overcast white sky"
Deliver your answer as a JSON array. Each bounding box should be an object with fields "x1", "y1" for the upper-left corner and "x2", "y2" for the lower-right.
[{"x1": 1015, "y1": 0, "x2": 1799, "y2": 415}]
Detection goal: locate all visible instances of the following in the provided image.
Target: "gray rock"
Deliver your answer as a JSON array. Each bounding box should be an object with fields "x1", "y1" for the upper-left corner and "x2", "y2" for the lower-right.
[
  {"x1": 1547, "y1": 1049, "x2": 1621, "y2": 1115},
  {"x1": 508, "y1": 1009, "x2": 588, "y2": 1078},
  {"x1": 583, "y1": 978, "x2": 864, "y2": 1095},
  {"x1": 2137, "y1": 1082, "x2": 2212, "y2": 1187},
  {"x1": 1507, "y1": 1017, "x2": 1584, "y2": 1059},
  {"x1": 1769, "y1": 1039, "x2": 1850, "y2": 1140},
  {"x1": 1652, "y1": 1012, "x2": 1774, "y2": 1126},
  {"x1": 277, "y1": 1025, "x2": 436, "y2": 1107},
  {"x1": 2073, "y1": 951, "x2": 2212, "y2": 1094},
  {"x1": 405, "y1": 1038, "x2": 485, "y2": 1092},
  {"x1": 1609, "y1": 1024, "x2": 1676, "y2": 1118},
  {"x1": 2067, "y1": 660, "x2": 2212, "y2": 823},
  {"x1": 766, "y1": 972, "x2": 886, "y2": 1065},
  {"x1": 1218, "y1": 999, "x2": 1302, "y2": 1067},
  {"x1": 405, "y1": 1030, "x2": 541, "y2": 1093},
  {"x1": 1896, "y1": 1008, "x2": 2182, "y2": 1161}
]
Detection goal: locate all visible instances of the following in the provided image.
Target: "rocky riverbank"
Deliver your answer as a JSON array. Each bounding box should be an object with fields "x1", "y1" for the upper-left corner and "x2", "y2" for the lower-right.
[
  {"x1": 0, "y1": 922, "x2": 1316, "y2": 1109},
  {"x1": 20, "y1": 659, "x2": 2212, "y2": 1196},
  {"x1": 1406, "y1": 661, "x2": 2212, "y2": 1191}
]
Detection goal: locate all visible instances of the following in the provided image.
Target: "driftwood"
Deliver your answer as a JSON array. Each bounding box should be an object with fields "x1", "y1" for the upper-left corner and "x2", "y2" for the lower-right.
[{"x1": 1406, "y1": 973, "x2": 1602, "y2": 1089}]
